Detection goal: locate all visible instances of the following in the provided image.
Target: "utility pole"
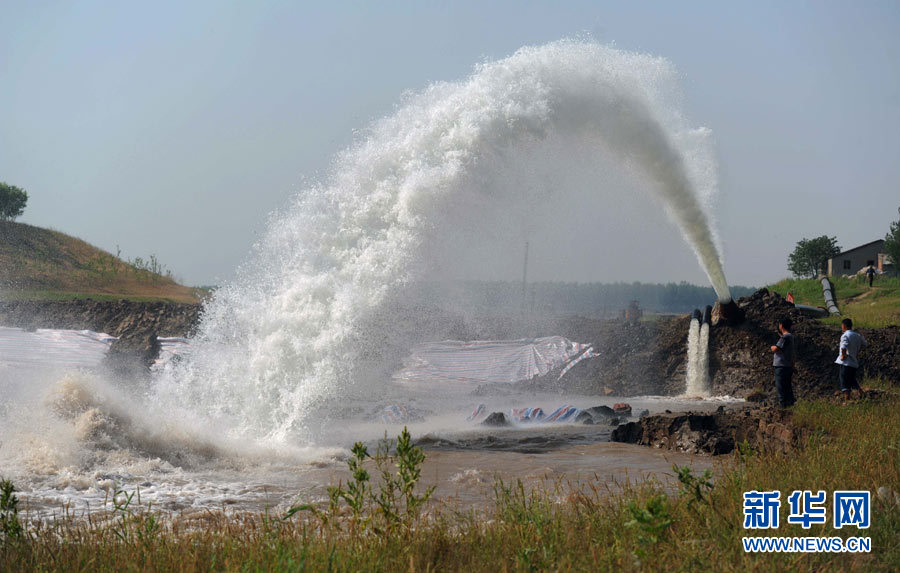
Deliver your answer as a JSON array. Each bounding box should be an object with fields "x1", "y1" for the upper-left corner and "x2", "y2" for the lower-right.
[{"x1": 521, "y1": 241, "x2": 529, "y2": 313}]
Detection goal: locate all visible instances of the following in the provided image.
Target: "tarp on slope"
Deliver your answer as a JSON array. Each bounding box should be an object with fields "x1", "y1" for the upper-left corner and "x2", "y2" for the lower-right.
[
  {"x1": 0, "y1": 326, "x2": 116, "y2": 371},
  {"x1": 393, "y1": 336, "x2": 594, "y2": 385}
]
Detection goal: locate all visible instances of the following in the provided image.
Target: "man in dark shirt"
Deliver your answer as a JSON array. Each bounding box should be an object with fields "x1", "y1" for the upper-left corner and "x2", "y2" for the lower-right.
[
  {"x1": 770, "y1": 317, "x2": 796, "y2": 408},
  {"x1": 865, "y1": 265, "x2": 876, "y2": 288}
]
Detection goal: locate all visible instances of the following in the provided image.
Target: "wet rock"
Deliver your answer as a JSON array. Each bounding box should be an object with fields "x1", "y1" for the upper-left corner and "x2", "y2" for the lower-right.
[
  {"x1": 575, "y1": 405, "x2": 619, "y2": 425},
  {"x1": 610, "y1": 419, "x2": 643, "y2": 444},
  {"x1": 585, "y1": 405, "x2": 616, "y2": 417},
  {"x1": 481, "y1": 412, "x2": 510, "y2": 427}
]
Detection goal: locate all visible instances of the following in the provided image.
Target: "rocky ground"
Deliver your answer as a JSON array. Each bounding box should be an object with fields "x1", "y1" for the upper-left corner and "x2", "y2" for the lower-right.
[
  {"x1": 609, "y1": 388, "x2": 894, "y2": 456},
  {"x1": 610, "y1": 404, "x2": 800, "y2": 455}
]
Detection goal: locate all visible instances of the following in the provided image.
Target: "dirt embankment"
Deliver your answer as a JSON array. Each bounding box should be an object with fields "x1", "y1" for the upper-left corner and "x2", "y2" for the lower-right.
[
  {"x1": 610, "y1": 405, "x2": 801, "y2": 455},
  {"x1": 706, "y1": 289, "x2": 900, "y2": 399},
  {"x1": 547, "y1": 288, "x2": 900, "y2": 400},
  {"x1": 0, "y1": 299, "x2": 201, "y2": 364}
]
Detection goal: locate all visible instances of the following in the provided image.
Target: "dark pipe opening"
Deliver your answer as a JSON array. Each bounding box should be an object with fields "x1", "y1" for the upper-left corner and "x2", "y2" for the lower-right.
[{"x1": 712, "y1": 299, "x2": 744, "y2": 326}]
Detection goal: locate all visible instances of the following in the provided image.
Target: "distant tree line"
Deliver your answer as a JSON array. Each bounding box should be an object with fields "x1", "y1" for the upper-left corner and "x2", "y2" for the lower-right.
[{"x1": 406, "y1": 280, "x2": 757, "y2": 316}]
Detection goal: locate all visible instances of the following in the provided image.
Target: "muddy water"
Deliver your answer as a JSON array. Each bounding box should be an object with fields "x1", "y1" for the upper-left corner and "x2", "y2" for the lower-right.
[
  {"x1": 18, "y1": 438, "x2": 716, "y2": 519},
  {"x1": 16, "y1": 413, "x2": 722, "y2": 520},
  {"x1": 420, "y1": 441, "x2": 717, "y2": 507}
]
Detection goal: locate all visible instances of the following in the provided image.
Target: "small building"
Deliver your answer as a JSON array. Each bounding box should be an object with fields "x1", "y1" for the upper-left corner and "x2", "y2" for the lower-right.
[{"x1": 826, "y1": 240, "x2": 887, "y2": 276}]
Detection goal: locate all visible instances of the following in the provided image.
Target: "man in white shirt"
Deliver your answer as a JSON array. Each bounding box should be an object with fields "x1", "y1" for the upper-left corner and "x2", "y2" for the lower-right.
[{"x1": 835, "y1": 318, "x2": 866, "y2": 402}]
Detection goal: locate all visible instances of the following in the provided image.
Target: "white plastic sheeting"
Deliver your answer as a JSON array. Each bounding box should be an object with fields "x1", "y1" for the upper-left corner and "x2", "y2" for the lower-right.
[
  {"x1": 151, "y1": 337, "x2": 193, "y2": 372},
  {"x1": 393, "y1": 336, "x2": 594, "y2": 385},
  {"x1": 0, "y1": 326, "x2": 116, "y2": 371}
]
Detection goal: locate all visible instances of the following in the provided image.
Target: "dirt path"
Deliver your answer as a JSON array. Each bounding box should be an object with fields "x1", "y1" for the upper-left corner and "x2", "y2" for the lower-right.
[{"x1": 844, "y1": 288, "x2": 879, "y2": 303}]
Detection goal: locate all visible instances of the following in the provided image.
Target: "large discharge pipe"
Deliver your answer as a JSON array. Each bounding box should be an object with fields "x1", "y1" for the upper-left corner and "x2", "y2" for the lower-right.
[{"x1": 821, "y1": 277, "x2": 841, "y2": 316}]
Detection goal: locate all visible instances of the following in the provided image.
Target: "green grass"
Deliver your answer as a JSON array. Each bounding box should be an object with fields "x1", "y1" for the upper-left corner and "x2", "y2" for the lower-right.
[
  {"x1": 0, "y1": 220, "x2": 200, "y2": 303},
  {"x1": 768, "y1": 276, "x2": 866, "y2": 306},
  {"x1": 768, "y1": 276, "x2": 900, "y2": 328},
  {"x1": 2, "y1": 394, "x2": 899, "y2": 571}
]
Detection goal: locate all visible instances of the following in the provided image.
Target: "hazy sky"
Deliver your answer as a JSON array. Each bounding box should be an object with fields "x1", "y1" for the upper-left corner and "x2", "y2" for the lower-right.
[{"x1": 2, "y1": 1, "x2": 898, "y2": 288}]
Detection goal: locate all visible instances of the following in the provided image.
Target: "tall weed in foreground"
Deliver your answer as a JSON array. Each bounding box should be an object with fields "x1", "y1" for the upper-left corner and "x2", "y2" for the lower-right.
[
  {"x1": 0, "y1": 479, "x2": 23, "y2": 543},
  {"x1": 284, "y1": 426, "x2": 435, "y2": 535}
]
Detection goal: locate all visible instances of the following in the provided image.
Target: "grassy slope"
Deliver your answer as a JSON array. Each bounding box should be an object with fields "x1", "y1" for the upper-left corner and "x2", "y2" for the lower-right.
[
  {"x1": 768, "y1": 276, "x2": 900, "y2": 328},
  {"x1": 0, "y1": 220, "x2": 199, "y2": 303},
  {"x1": 1, "y1": 392, "x2": 898, "y2": 571}
]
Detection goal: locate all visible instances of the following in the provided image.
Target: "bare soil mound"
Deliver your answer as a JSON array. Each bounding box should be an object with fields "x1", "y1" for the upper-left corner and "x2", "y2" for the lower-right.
[
  {"x1": 548, "y1": 288, "x2": 900, "y2": 399},
  {"x1": 708, "y1": 289, "x2": 900, "y2": 399}
]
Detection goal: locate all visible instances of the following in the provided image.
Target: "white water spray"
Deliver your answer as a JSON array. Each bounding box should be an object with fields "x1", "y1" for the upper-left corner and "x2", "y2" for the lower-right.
[
  {"x1": 686, "y1": 307, "x2": 712, "y2": 397},
  {"x1": 159, "y1": 40, "x2": 731, "y2": 442},
  {"x1": 686, "y1": 315, "x2": 701, "y2": 395},
  {"x1": 698, "y1": 321, "x2": 711, "y2": 394}
]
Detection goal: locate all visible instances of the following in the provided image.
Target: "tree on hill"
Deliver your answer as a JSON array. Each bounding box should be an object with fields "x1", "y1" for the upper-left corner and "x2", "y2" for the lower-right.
[
  {"x1": 787, "y1": 235, "x2": 841, "y2": 278},
  {"x1": 0, "y1": 182, "x2": 28, "y2": 221},
  {"x1": 885, "y1": 207, "x2": 900, "y2": 276}
]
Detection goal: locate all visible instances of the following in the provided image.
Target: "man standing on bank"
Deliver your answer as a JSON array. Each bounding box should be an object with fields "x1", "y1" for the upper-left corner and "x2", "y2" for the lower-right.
[
  {"x1": 865, "y1": 264, "x2": 876, "y2": 288},
  {"x1": 836, "y1": 318, "x2": 867, "y2": 403},
  {"x1": 770, "y1": 317, "x2": 796, "y2": 408}
]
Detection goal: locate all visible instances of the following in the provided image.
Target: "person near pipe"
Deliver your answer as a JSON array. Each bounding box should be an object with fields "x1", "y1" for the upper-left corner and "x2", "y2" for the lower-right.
[
  {"x1": 836, "y1": 318, "x2": 867, "y2": 403},
  {"x1": 770, "y1": 317, "x2": 796, "y2": 408}
]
